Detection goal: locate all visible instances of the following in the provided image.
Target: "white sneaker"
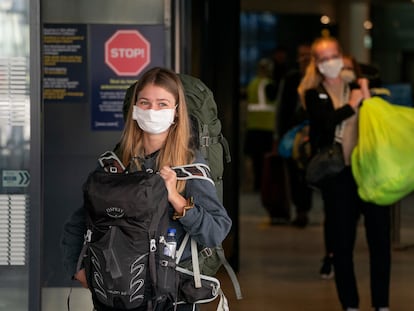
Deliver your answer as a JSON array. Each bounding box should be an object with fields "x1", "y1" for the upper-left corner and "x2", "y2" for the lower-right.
[
  {"x1": 345, "y1": 308, "x2": 359, "y2": 311},
  {"x1": 375, "y1": 308, "x2": 390, "y2": 311}
]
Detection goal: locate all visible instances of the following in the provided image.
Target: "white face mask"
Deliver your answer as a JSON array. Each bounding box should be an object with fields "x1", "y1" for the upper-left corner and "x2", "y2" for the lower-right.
[
  {"x1": 339, "y1": 69, "x2": 356, "y2": 83},
  {"x1": 132, "y1": 106, "x2": 175, "y2": 134},
  {"x1": 318, "y1": 58, "x2": 344, "y2": 78}
]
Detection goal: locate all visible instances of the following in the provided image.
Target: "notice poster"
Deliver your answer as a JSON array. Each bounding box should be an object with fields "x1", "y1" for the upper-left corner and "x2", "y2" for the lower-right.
[
  {"x1": 89, "y1": 24, "x2": 165, "y2": 131},
  {"x1": 43, "y1": 24, "x2": 87, "y2": 103}
]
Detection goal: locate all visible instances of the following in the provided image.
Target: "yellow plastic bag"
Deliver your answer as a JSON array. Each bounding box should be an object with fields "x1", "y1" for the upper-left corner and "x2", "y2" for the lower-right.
[{"x1": 351, "y1": 96, "x2": 414, "y2": 205}]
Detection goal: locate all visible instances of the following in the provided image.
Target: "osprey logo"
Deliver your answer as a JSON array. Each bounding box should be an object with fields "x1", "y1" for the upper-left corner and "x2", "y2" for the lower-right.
[{"x1": 106, "y1": 207, "x2": 125, "y2": 218}]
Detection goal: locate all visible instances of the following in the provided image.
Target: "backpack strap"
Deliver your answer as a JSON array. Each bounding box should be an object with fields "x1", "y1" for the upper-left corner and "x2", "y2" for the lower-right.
[
  {"x1": 199, "y1": 124, "x2": 231, "y2": 164},
  {"x1": 98, "y1": 151, "x2": 125, "y2": 173},
  {"x1": 215, "y1": 245, "x2": 243, "y2": 300},
  {"x1": 172, "y1": 163, "x2": 215, "y2": 185},
  {"x1": 219, "y1": 133, "x2": 232, "y2": 163},
  {"x1": 148, "y1": 181, "x2": 166, "y2": 288},
  {"x1": 175, "y1": 232, "x2": 190, "y2": 263},
  {"x1": 173, "y1": 163, "x2": 242, "y2": 299},
  {"x1": 216, "y1": 288, "x2": 230, "y2": 311},
  {"x1": 102, "y1": 227, "x2": 123, "y2": 279},
  {"x1": 75, "y1": 229, "x2": 92, "y2": 273},
  {"x1": 175, "y1": 233, "x2": 243, "y2": 300},
  {"x1": 191, "y1": 238, "x2": 202, "y2": 288},
  {"x1": 175, "y1": 233, "x2": 202, "y2": 288}
]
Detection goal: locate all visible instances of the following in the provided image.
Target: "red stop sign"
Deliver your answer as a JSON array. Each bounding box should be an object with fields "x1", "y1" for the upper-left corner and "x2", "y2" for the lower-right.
[{"x1": 105, "y1": 30, "x2": 150, "y2": 76}]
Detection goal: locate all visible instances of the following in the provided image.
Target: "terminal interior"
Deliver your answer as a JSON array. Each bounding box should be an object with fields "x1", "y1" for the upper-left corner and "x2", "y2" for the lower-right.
[{"x1": 1, "y1": 0, "x2": 414, "y2": 310}]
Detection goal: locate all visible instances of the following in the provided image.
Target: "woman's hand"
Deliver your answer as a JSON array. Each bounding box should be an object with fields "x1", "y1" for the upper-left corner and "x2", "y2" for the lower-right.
[
  {"x1": 159, "y1": 166, "x2": 178, "y2": 194},
  {"x1": 349, "y1": 88, "x2": 364, "y2": 109},
  {"x1": 159, "y1": 166, "x2": 187, "y2": 215},
  {"x1": 349, "y1": 77, "x2": 370, "y2": 109},
  {"x1": 357, "y1": 77, "x2": 371, "y2": 99},
  {"x1": 74, "y1": 269, "x2": 88, "y2": 288}
]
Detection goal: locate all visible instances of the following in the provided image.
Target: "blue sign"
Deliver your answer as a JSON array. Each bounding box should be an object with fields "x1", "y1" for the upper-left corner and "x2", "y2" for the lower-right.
[{"x1": 89, "y1": 24, "x2": 165, "y2": 131}]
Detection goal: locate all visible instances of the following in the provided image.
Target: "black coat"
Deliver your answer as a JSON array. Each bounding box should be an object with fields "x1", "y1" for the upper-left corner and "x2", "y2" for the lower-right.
[{"x1": 304, "y1": 84, "x2": 355, "y2": 155}]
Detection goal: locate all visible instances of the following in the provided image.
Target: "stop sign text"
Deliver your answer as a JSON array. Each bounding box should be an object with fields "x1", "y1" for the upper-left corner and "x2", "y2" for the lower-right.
[{"x1": 105, "y1": 30, "x2": 150, "y2": 76}]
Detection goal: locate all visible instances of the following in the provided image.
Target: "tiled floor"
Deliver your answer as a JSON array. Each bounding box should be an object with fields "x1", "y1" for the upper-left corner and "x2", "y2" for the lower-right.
[
  {"x1": 4, "y1": 190, "x2": 414, "y2": 311},
  {"x1": 205, "y1": 191, "x2": 414, "y2": 311}
]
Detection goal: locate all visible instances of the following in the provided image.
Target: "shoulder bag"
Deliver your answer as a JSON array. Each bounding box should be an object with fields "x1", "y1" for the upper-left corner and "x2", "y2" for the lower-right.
[{"x1": 305, "y1": 142, "x2": 345, "y2": 189}]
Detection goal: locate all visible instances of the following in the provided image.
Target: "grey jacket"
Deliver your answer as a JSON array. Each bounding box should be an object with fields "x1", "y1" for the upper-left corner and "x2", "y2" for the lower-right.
[{"x1": 60, "y1": 151, "x2": 232, "y2": 278}]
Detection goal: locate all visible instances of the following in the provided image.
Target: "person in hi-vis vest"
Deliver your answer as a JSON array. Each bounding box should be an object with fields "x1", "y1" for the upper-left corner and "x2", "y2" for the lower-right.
[{"x1": 244, "y1": 58, "x2": 277, "y2": 191}]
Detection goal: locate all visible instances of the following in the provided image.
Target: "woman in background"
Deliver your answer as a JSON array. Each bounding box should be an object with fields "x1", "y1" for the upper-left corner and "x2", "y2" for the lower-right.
[{"x1": 298, "y1": 37, "x2": 391, "y2": 311}]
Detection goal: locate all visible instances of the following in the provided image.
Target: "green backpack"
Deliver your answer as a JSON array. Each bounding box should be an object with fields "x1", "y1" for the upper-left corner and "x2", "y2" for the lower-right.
[
  {"x1": 122, "y1": 73, "x2": 231, "y2": 202},
  {"x1": 178, "y1": 73, "x2": 231, "y2": 201}
]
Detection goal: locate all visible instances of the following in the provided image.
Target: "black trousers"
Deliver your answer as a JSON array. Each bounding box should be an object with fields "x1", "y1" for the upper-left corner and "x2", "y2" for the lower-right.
[{"x1": 321, "y1": 167, "x2": 391, "y2": 309}]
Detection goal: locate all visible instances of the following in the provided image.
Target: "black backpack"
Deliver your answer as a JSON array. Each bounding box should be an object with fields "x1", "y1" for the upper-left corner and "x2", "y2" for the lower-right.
[
  {"x1": 78, "y1": 153, "x2": 223, "y2": 310},
  {"x1": 82, "y1": 167, "x2": 171, "y2": 310}
]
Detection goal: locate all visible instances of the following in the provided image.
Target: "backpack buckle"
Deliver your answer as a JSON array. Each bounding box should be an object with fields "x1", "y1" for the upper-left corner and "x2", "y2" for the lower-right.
[
  {"x1": 109, "y1": 166, "x2": 118, "y2": 173},
  {"x1": 200, "y1": 247, "x2": 213, "y2": 258},
  {"x1": 98, "y1": 151, "x2": 125, "y2": 173},
  {"x1": 200, "y1": 124, "x2": 210, "y2": 147},
  {"x1": 201, "y1": 135, "x2": 209, "y2": 147}
]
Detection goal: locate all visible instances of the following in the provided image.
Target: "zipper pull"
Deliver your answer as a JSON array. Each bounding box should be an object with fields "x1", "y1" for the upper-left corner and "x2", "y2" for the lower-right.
[
  {"x1": 84, "y1": 229, "x2": 92, "y2": 243},
  {"x1": 150, "y1": 238, "x2": 157, "y2": 252}
]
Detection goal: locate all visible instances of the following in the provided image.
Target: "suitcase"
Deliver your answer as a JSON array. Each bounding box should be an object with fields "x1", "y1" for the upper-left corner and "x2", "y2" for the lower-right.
[{"x1": 260, "y1": 150, "x2": 291, "y2": 224}]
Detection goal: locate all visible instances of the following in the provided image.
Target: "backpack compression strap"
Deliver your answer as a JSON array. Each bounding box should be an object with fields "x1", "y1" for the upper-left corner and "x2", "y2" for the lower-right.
[
  {"x1": 172, "y1": 163, "x2": 215, "y2": 185},
  {"x1": 175, "y1": 233, "x2": 202, "y2": 288},
  {"x1": 199, "y1": 124, "x2": 231, "y2": 164},
  {"x1": 216, "y1": 245, "x2": 243, "y2": 300},
  {"x1": 175, "y1": 233, "x2": 243, "y2": 300}
]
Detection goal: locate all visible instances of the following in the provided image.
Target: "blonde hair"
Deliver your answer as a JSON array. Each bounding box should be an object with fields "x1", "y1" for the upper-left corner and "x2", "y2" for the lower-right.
[
  {"x1": 297, "y1": 36, "x2": 341, "y2": 108},
  {"x1": 119, "y1": 67, "x2": 194, "y2": 192}
]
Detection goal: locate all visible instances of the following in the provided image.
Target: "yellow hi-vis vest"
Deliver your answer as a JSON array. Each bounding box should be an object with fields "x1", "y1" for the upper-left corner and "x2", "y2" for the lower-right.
[{"x1": 246, "y1": 77, "x2": 276, "y2": 131}]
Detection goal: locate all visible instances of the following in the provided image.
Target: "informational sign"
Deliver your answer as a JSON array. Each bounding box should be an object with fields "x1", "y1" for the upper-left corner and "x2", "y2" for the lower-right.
[
  {"x1": 2, "y1": 170, "x2": 30, "y2": 187},
  {"x1": 90, "y1": 24, "x2": 165, "y2": 131},
  {"x1": 43, "y1": 24, "x2": 88, "y2": 103}
]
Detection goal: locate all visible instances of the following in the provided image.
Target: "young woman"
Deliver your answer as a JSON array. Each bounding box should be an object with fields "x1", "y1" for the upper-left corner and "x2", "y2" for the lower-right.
[
  {"x1": 298, "y1": 37, "x2": 391, "y2": 311},
  {"x1": 61, "y1": 67, "x2": 232, "y2": 310}
]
